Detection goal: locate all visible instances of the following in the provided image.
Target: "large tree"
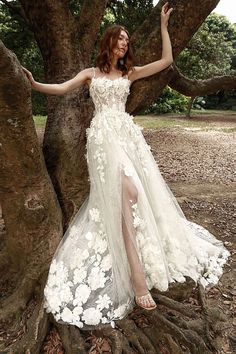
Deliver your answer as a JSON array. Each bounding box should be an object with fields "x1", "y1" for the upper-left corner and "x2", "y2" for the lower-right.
[
  {"x1": 0, "y1": 0, "x2": 235, "y2": 352},
  {"x1": 174, "y1": 12, "x2": 236, "y2": 116},
  {"x1": 177, "y1": 13, "x2": 236, "y2": 80}
]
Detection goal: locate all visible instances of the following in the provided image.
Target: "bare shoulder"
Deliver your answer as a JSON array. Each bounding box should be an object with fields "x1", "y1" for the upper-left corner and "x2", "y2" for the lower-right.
[{"x1": 82, "y1": 67, "x2": 95, "y2": 85}]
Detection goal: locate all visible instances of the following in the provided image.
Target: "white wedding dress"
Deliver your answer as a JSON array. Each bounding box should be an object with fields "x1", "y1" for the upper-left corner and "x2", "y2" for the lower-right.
[{"x1": 43, "y1": 67, "x2": 230, "y2": 330}]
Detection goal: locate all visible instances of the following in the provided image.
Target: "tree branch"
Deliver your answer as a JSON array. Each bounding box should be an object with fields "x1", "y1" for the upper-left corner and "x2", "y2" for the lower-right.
[
  {"x1": 169, "y1": 65, "x2": 236, "y2": 96},
  {"x1": 131, "y1": 0, "x2": 164, "y2": 55},
  {"x1": 77, "y1": 0, "x2": 108, "y2": 63},
  {"x1": 127, "y1": 0, "x2": 221, "y2": 114},
  {"x1": 19, "y1": 0, "x2": 81, "y2": 76},
  {"x1": 132, "y1": 0, "x2": 220, "y2": 59}
]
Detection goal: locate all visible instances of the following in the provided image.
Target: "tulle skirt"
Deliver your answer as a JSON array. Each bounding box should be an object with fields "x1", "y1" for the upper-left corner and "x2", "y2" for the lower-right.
[{"x1": 43, "y1": 108, "x2": 230, "y2": 330}]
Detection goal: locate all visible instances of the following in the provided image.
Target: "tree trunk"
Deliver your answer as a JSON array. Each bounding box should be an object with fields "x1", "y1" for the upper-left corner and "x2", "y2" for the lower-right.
[
  {"x1": 0, "y1": 0, "x2": 233, "y2": 352},
  {"x1": 0, "y1": 41, "x2": 63, "y2": 352},
  {"x1": 186, "y1": 96, "x2": 196, "y2": 118},
  {"x1": 19, "y1": 0, "x2": 97, "y2": 228}
]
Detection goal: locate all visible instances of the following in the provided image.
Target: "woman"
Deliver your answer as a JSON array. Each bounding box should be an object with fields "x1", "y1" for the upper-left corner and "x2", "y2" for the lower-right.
[{"x1": 22, "y1": 3, "x2": 230, "y2": 331}]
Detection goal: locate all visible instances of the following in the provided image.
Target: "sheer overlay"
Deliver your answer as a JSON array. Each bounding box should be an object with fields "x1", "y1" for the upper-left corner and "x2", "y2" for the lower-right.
[{"x1": 43, "y1": 67, "x2": 230, "y2": 330}]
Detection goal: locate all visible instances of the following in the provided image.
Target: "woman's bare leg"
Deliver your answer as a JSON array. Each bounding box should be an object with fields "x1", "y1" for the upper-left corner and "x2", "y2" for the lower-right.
[{"x1": 121, "y1": 170, "x2": 156, "y2": 308}]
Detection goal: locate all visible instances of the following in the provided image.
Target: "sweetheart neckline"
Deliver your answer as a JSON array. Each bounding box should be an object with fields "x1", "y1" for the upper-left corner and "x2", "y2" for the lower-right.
[{"x1": 90, "y1": 76, "x2": 132, "y2": 85}]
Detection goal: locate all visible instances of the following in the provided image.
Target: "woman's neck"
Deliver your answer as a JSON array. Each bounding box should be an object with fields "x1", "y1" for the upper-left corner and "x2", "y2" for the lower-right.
[{"x1": 110, "y1": 57, "x2": 119, "y2": 71}]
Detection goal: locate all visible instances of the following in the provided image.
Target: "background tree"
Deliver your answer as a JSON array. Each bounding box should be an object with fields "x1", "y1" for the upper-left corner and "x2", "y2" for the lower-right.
[
  {"x1": 177, "y1": 13, "x2": 236, "y2": 79},
  {"x1": 148, "y1": 12, "x2": 236, "y2": 117},
  {"x1": 106, "y1": 0, "x2": 153, "y2": 33},
  {"x1": 0, "y1": 0, "x2": 236, "y2": 353},
  {"x1": 0, "y1": 3, "x2": 46, "y2": 114},
  {"x1": 177, "y1": 13, "x2": 236, "y2": 116}
]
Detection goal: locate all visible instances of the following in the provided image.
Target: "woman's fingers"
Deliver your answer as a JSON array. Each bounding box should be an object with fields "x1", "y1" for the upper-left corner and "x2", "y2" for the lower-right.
[
  {"x1": 167, "y1": 7, "x2": 173, "y2": 15},
  {"x1": 22, "y1": 67, "x2": 30, "y2": 76},
  {"x1": 21, "y1": 66, "x2": 34, "y2": 84},
  {"x1": 21, "y1": 66, "x2": 31, "y2": 76},
  {"x1": 21, "y1": 65, "x2": 28, "y2": 72},
  {"x1": 162, "y1": 2, "x2": 169, "y2": 13},
  {"x1": 161, "y1": 2, "x2": 173, "y2": 18},
  {"x1": 162, "y1": 2, "x2": 173, "y2": 14}
]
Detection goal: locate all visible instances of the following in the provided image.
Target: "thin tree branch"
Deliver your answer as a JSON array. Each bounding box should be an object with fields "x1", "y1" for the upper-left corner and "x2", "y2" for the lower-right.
[{"x1": 169, "y1": 65, "x2": 236, "y2": 96}]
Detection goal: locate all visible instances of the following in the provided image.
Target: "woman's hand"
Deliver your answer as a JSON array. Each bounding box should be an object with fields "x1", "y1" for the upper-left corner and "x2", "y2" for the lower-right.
[
  {"x1": 161, "y1": 2, "x2": 173, "y2": 27},
  {"x1": 21, "y1": 66, "x2": 36, "y2": 87}
]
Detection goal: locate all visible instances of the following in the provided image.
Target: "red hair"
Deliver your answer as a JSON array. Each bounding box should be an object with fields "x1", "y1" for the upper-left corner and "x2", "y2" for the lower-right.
[{"x1": 96, "y1": 25, "x2": 134, "y2": 76}]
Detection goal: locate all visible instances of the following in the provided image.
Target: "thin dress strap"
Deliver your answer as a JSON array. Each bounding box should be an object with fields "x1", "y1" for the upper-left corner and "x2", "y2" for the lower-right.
[{"x1": 92, "y1": 67, "x2": 96, "y2": 78}]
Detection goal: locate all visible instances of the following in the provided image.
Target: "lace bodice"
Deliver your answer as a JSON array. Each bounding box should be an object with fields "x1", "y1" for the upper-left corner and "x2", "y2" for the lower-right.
[{"x1": 89, "y1": 76, "x2": 131, "y2": 114}]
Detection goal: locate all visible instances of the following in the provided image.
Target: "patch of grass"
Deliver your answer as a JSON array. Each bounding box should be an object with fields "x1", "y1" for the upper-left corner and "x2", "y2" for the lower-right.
[
  {"x1": 220, "y1": 127, "x2": 236, "y2": 133},
  {"x1": 191, "y1": 109, "x2": 236, "y2": 116},
  {"x1": 134, "y1": 115, "x2": 211, "y2": 129},
  {"x1": 34, "y1": 112, "x2": 236, "y2": 132},
  {"x1": 134, "y1": 111, "x2": 236, "y2": 131},
  {"x1": 33, "y1": 115, "x2": 47, "y2": 128},
  {"x1": 192, "y1": 127, "x2": 236, "y2": 133}
]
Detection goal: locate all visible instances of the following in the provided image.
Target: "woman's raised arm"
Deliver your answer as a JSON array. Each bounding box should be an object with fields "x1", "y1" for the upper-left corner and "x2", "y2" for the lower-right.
[
  {"x1": 21, "y1": 66, "x2": 92, "y2": 96},
  {"x1": 129, "y1": 2, "x2": 173, "y2": 82}
]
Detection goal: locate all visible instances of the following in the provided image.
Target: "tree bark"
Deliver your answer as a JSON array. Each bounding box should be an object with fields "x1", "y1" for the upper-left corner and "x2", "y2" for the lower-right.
[
  {"x1": 0, "y1": 41, "x2": 62, "y2": 351},
  {"x1": 77, "y1": 0, "x2": 108, "y2": 63},
  {"x1": 18, "y1": 0, "x2": 94, "y2": 228}
]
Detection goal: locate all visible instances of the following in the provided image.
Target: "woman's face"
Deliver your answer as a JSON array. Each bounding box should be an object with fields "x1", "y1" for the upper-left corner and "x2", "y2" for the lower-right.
[{"x1": 112, "y1": 30, "x2": 129, "y2": 58}]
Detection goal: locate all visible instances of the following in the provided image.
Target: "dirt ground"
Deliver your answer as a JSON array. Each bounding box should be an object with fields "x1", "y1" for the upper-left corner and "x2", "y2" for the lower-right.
[{"x1": 141, "y1": 114, "x2": 236, "y2": 354}]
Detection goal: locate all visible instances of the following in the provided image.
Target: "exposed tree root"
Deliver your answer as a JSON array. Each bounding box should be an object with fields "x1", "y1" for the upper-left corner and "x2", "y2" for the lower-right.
[
  {"x1": 117, "y1": 318, "x2": 157, "y2": 353},
  {"x1": 57, "y1": 289, "x2": 222, "y2": 354},
  {"x1": 101, "y1": 327, "x2": 127, "y2": 354},
  {"x1": 154, "y1": 293, "x2": 198, "y2": 318},
  {"x1": 0, "y1": 299, "x2": 48, "y2": 354},
  {"x1": 167, "y1": 316, "x2": 205, "y2": 335},
  {"x1": 162, "y1": 333, "x2": 184, "y2": 354},
  {"x1": 0, "y1": 290, "x2": 27, "y2": 323},
  {"x1": 38, "y1": 288, "x2": 229, "y2": 354},
  {"x1": 0, "y1": 273, "x2": 46, "y2": 322},
  {"x1": 198, "y1": 284, "x2": 219, "y2": 351},
  {"x1": 53, "y1": 320, "x2": 87, "y2": 354},
  {"x1": 150, "y1": 310, "x2": 211, "y2": 354},
  {"x1": 0, "y1": 282, "x2": 229, "y2": 354},
  {"x1": 0, "y1": 289, "x2": 229, "y2": 354}
]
